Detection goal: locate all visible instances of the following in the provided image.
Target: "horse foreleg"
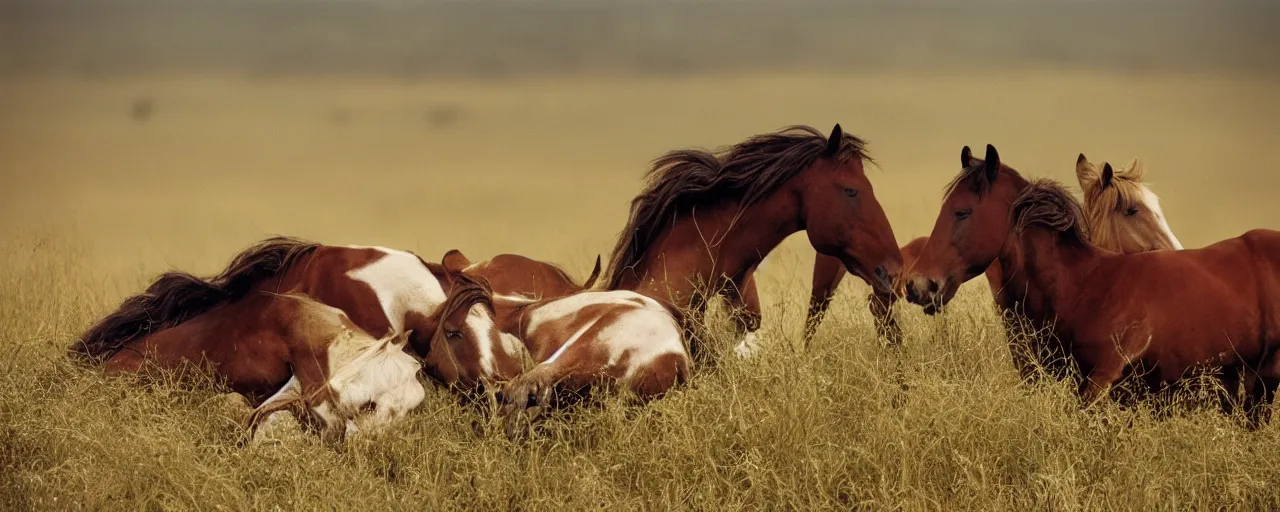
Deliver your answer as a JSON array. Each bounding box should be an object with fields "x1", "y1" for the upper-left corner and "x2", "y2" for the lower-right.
[
  {"x1": 805, "y1": 254, "x2": 847, "y2": 347},
  {"x1": 724, "y1": 268, "x2": 764, "y2": 359},
  {"x1": 867, "y1": 290, "x2": 903, "y2": 348}
]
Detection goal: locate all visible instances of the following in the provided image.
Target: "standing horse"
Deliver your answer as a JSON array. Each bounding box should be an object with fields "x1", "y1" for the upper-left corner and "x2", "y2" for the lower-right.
[
  {"x1": 443, "y1": 250, "x2": 689, "y2": 435},
  {"x1": 805, "y1": 152, "x2": 1184, "y2": 347},
  {"x1": 603, "y1": 124, "x2": 902, "y2": 362},
  {"x1": 74, "y1": 237, "x2": 526, "y2": 401},
  {"x1": 904, "y1": 145, "x2": 1280, "y2": 424}
]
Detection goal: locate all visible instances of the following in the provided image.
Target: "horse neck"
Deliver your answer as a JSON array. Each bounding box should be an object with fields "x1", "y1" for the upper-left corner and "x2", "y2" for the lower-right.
[
  {"x1": 621, "y1": 191, "x2": 799, "y2": 305},
  {"x1": 490, "y1": 296, "x2": 547, "y2": 355},
  {"x1": 996, "y1": 229, "x2": 1102, "y2": 321}
]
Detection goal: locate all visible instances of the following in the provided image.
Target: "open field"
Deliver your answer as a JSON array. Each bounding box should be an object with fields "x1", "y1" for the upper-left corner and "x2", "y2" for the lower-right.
[{"x1": 3, "y1": 68, "x2": 1280, "y2": 510}]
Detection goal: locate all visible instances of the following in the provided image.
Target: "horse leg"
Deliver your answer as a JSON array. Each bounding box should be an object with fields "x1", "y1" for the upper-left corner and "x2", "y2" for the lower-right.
[
  {"x1": 867, "y1": 290, "x2": 903, "y2": 348},
  {"x1": 683, "y1": 294, "x2": 713, "y2": 367},
  {"x1": 724, "y1": 267, "x2": 764, "y2": 358},
  {"x1": 805, "y1": 254, "x2": 847, "y2": 347},
  {"x1": 1247, "y1": 350, "x2": 1280, "y2": 429},
  {"x1": 1078, "y1": 355, "x2": 1125, "y2": 409}
]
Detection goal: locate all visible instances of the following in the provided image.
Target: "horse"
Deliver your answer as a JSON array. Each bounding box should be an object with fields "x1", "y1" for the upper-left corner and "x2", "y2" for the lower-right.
[
  {"x1": 73, "y1": 236, "x2": 526, "y2": 402},
  {"x1": 461, "y1": 252, "x2": 601, "y2": 300},
  {"x1": 904, "y1": 145, "x2": 1280, "y2": 424},
  {"x1": 804, "y1": 152, "x2": 1184, "y2": 348},
  {"x1": 603, "y1": 124, "x2": 902, "y2": 362},
  {"x1": 443, "y1": 250, "x2": 689, "y2": 436}
]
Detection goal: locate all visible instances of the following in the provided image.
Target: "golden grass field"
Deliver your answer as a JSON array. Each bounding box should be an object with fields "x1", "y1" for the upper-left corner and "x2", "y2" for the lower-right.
[{"x1": 3, "y1": 69, "x2": 1280, "y2": 510}]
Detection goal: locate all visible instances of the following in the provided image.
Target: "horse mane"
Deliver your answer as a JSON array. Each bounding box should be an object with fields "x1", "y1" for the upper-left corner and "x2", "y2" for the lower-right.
[
  {"x1": 430, "y1": 272, "x2": 495, "y2": 338},
  {"x1": 1079, "y1": 159, "x2": 1148, "y2": 245},
  {"x1": 71, "y1": 236, "x2": 322, "y2": 363},
  {"x1": 604, "y1": 125, "x2": 870, "y2": 288},
  {"x1": 1011, "y1": 179, "x2": 1091, "y2": 245}
]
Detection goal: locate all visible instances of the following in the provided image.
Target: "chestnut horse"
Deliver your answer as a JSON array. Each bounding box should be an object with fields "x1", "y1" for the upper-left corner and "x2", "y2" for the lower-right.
[
  {"x1": 445, "y1": 250, "x2": 689, "y2": 434},
  {"x1": 905, "y1": 145, "x2": 1280, "y2": 424},
  {"x1": 804, "y1": 152, "x2": 1183, "y2": 347},
  {"x1": 74, "y1": 237, "x2": 526, "y2": 402},
  {"x1": 603, "y1": 124, "x2": 902, "y2": 362},
  {"x1": 461, "y1": 252, "x2": 601, "y2": 300}
]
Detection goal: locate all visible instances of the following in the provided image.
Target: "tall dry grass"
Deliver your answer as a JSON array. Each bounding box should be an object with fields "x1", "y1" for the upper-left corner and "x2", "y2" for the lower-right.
[{"x1": 3, "y1": 70, "x2": 1280, "y2": 510}]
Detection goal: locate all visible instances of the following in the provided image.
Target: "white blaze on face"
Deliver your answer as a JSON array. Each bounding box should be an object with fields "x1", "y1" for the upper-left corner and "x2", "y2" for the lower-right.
[
  {"x1": 345, "y1": 246, "x2": 447, "y2": 334},
  {"x1": 463, "y1": 302, "x2": 502, "y2": 378},
  {"x1": 1139, "y1": 187, "x2": 1183, "y2": 250}
]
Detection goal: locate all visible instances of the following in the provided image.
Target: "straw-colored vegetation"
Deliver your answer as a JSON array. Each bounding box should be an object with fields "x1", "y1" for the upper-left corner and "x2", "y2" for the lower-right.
[{"x1": 3, "y1": 69, "x2": 1280, "y2": 510}]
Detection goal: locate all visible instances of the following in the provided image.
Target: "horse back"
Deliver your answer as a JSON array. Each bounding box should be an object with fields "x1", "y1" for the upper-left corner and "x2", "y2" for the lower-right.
[{"x1": 467, "y1": 253, "x2": 585, "y2": 300}]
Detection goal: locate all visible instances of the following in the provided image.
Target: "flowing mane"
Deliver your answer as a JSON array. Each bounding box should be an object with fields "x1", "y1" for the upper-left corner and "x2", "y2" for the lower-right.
[
  {"x1": 1011, "y1": 179, "x2": 1091, "y2": 245},
  {"x1": 604, "y1": 125, "x2": 871, "y2": 288},
  {"x1": 72, "y1": 236, "x2": 321, "y2": 362}
]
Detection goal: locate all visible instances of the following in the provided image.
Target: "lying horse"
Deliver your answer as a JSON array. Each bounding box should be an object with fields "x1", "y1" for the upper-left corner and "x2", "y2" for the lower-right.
[
  {"x1": 804, "y1": 152, "x2": 1184, "y2": 348},
  {"x1": 73, "y1": 237, "x2": 527, "y2": 440},
  {"x1": 905, "y1": 145, "x2": 1280, "y2": 425},
  {"x1": 443, "y1": 250, "x2": 689, "y2": 432}
]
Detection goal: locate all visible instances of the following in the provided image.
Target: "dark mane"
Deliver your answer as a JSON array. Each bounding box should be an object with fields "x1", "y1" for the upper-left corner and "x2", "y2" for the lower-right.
[
  {"x1": 431, "y1": 272, "x2": 495, "y2": 331},
  {"x1": 1011, "y1": 179, "x2": 1091, "y2": 245},
  {"x1": 71, "y1": 236, "x2": 322, "y2": 363},
  {"x1": 604, "y1": 125, "x2": 870, "y2": 289}
]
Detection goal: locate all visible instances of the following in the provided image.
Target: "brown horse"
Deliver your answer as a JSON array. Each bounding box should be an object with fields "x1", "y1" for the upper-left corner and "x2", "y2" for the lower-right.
[
  {"x1": 74, "y1": 237, "x2": 526, "y2": 402},
  {"x1": 461, "y1": 252, "x2": 601, "y2": 300},
  {"x1": 904, "y1": 145, "x2": 1280, "y2": 423},
  {"x1": 603, "y1": 124, "x2": 901, "y2": 361},
  {"x1": 805, "y1": 152, "x2": 1184, "y2": 347},
  {"x1": 444, "y1": 250, "x2": 689, "y2": 434}
]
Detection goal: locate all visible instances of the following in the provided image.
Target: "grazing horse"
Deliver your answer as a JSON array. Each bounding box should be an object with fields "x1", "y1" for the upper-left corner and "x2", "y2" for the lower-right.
[
  {"x1": 804, "y1": 151, "x2": 1184, "y2": 347},
  {"x1": 443, "y1": 250, "x2": 689, "y2": 433},
  {"x1": 73, "y1": 237, "x2": 526, "y2": 402},
  {"x1": 603, "y1": 124, "x2": 902, "y2": 361},
  {"x1": 904, "y1": 145, "x2": 1280, "y2": 424}
]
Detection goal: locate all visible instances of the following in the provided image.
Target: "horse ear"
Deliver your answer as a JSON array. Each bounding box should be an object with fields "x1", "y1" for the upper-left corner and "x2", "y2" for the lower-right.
[
  {"x1": 1126, "y1": 157, "x2": 1146, "y2": 181},
  {"x1": 825, "y1": 123, "x2": 843, "y2": 157},
  {"x1": 441, "y1": 249, "x2": 471, "y2": 274},
  {"x1": 960, "y1": 146, "x2": 973, "y2": 168},
  {"x1": 1100, "y1": 162, "x2": 1114, "y2": 189},
  {"x1": 983, "y1": 144, "x2": 1000, "y2": 182},
  {"x1": 1075, "y1": 153, "x2": 1099, "y2": 188}
]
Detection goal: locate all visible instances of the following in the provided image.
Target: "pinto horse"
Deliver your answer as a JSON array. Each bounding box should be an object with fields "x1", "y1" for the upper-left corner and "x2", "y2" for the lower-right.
[
  {"x1": 904, "y1": 145, "x2": 1280, "y2": 423},
  {"x1": 444, "y1": 250, "x2": 689, "y2": 434},
  {"x1": 603, "y1": 124, "x2": 902, "y2": 362},
  {"x1": 804, "y1": 152, "x2": 1184, "y2": 347},
  {"x1": 74, "y1": 237, "x2": 526, "y2": 402}
]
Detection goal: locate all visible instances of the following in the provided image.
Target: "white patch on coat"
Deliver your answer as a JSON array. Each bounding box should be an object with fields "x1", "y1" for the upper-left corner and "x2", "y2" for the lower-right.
[
  {"x1": 733, "y1": 331, "x2": 763, "y2": 359},
  {"x1": 345, "y1": 246, "x2": 447, "y2": 334},
  {"x1": 464, "y1": 302, "x2": 501, "y2": 377},
  {"x1": 525, "y1": 290, "x2": 686, "y2": 380},
  {"x1": 1139, "y1": 187, "x2": 1183, "y2": 250}
]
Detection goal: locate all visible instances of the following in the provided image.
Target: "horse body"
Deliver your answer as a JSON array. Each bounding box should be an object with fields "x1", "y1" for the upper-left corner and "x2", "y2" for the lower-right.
[
  {"x1": 442, "y1": 250, "x2": 689, "y2": 420},
  {"x1": 904, "y1": 145, "x2": 1280, "y2": 421},
  {"x1": 77, "y1": 237, "x2": 525, "y2": 429},
  {"x1": 603, "y1": 124, "x2": 901, "y2": 361}
]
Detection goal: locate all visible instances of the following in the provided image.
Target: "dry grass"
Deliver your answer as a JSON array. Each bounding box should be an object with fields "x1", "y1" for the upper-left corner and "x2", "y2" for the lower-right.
[{"x1": 3, "y1": 70, "x2": 1280, "y2": 510}]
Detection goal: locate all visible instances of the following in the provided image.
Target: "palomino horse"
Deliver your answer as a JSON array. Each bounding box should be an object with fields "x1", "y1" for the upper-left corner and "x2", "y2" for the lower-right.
[
  {"x1": 444, "y1": 250, "x2": 689, "y2": 434},
  {"x1": 603, "y1": 124, "x2": 902, "y2": 362},
  {"x1": 904, "y1": 145, "x2": 1280, "y2": 424},
  {"x1": 805, "y1": 152, "x2": 1184, "y2": 347},
  {"x1": 74, "y1": 236, "x2": 526, "y2": 399}
]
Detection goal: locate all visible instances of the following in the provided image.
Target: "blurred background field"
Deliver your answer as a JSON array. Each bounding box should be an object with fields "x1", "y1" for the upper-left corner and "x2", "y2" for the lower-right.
[{"x1": 2, "y1": 1, "x2": 1280, "y2": 510}]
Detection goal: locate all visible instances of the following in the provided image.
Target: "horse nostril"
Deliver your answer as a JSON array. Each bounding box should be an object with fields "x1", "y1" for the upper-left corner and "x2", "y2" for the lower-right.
[
  {"x1": 927, "y1": 279, "x2": 940, "y2": 293},
  {"x1": 905, "y1": 280, "x2": 919, "y2": 303}
]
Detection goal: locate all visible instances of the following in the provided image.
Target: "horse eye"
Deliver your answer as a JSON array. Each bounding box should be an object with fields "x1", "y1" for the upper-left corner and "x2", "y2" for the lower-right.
[
  {"x1": 1125, "y1": 207, "x2": 1139, "y2": 217},
  {"x1": 955, "y1": 208, "x2": 972, "y2": 220},
  {"x1": 445, "y1": 330, "x2": 463, "y2": 340},
  {"x1": 842, "y1": 187, "x2": 858, "y2": 198}
]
